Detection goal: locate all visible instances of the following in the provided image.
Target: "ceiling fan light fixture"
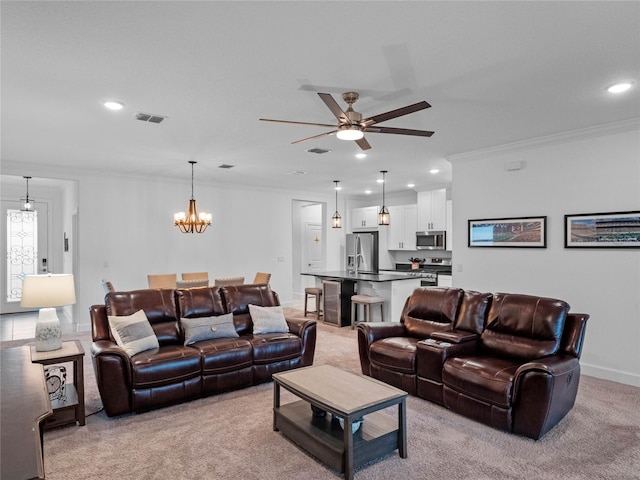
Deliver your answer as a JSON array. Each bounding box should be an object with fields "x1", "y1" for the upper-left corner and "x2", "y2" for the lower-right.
[{"x1": 336, "y1": 125, "x2": 364, "y2": 141}]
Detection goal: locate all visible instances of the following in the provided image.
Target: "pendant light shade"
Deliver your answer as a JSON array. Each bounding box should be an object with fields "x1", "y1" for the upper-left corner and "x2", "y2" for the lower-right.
[
  {"x1": 332, "y1": 180, "x2": 342, "y2": 229},
  {"x1": 174, "y1": 161, "x2": 212, "y2": 234},
  {"x1": 378, "y1": 170, "x2": 390, "y2": 225},
  {"x1": 21, "y1": 176, "x2": 34, "y2": 211}
]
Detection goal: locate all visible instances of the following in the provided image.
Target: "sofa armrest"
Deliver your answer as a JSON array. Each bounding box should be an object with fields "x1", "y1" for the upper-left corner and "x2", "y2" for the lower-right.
[
  {"x1": 90, "y1": 340, "x2": 133, "y2": 416},
  {"x1": 356, "y1": 322, "x2": 407, "y2": 375},
  {"x1": 512, "y1": 355, "x2": 582, "y2": 439},
  {"x1": 430, "y1": 330, "x2": 479, "y2": 344},
  {"x1": 285, "y1": 317, "x2": 317, "y2": 367}
]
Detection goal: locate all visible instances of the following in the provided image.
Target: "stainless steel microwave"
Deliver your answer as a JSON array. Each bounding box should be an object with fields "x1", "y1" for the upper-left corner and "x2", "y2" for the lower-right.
[{"x1": 416, "y1": 231, "x2": 446, "y2": 250}]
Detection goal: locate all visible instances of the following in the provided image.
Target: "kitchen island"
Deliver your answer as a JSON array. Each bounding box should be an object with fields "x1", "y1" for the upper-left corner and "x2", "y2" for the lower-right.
[{"x1": 301, "y1": 271, "x2": 422, "y2": 327}]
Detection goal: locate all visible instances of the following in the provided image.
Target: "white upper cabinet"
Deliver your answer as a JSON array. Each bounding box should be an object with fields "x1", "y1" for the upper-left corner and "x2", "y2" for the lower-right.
[
  {"x1": 387, "y1": 204, "x2": 417, "y2": 250},
  {"x1": 351, "y1": 206, "x2": 380, "y2": 230},
  {"x1": 417, "y1": 189, "x2": 447, "y2": 231}
]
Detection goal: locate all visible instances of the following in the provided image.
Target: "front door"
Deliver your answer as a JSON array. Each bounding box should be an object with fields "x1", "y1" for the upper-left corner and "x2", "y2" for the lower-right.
[{"x1": 1, "y1": 200, "x2": 49, "y2": 314}]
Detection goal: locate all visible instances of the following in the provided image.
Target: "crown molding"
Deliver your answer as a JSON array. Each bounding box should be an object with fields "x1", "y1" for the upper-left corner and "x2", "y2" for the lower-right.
[{"x1": 448, "y1": 118, "x2": 640, "y2": 163}]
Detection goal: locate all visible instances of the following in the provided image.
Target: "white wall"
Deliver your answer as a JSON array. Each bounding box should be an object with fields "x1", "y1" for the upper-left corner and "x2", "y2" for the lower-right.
[
  {"x1": 450, "y1": 122, "x2": 640, "y2": 386},
  {"x1": 1, "y1": 165, "x2": 342, "y2": 327}
]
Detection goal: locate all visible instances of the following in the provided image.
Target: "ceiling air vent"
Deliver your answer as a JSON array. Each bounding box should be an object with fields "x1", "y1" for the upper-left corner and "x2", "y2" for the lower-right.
[
  {"x1": 218, "y1": 164, "x2": 235, "y2": 169},
  {"x1": 306, "y1": 148, "x2": 331, "y2": 154},
  {"x1": 135, "y1": 112, "x2": 167, "y2": 124}
]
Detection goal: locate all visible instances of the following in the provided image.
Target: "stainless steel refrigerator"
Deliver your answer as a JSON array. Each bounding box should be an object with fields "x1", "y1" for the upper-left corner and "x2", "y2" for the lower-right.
[{"x1": 346, "y1": 232, "x2": 379, "y2": 274}]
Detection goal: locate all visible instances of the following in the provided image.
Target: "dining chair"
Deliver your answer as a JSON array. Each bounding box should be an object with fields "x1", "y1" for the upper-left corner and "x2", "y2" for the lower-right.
[
  {"x1": 214, "y1": 276, "x2": 245, "y2": 287},
  {"x1": 181, "y1": 272, "x2": 209, "y2": 282},
  {"x1": 252, "y1": 272, "x2": 271, "y2": 284},
  {"x1": 176, "y1": 279, "x2": 209, "y2": 288},
  {"x1": 147, "y1": 273, "x2": 177, "y2": 289}
]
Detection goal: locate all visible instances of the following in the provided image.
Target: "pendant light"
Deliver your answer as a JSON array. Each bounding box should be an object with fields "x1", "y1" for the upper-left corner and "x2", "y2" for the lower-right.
[
  {"x1": 21, "y1": 176, "x2": 34, "y2": 211},
  {"x1": 174, "y1": 161, "x2": 212, "y2": 234},
  {"x1": 331, "y1": 180, "x2": 342, "y2": 229},
  {"x1": 378, "y1": 170, "x2": 390, "y2": 225}
]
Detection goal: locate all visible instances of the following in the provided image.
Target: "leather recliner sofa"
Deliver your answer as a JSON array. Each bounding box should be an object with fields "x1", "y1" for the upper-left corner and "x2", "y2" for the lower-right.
[
  {"x1": 357, "y1": 287, "x2": 589, "y2": 439},
  {"x1": 90, "y1": 284, "x2": 317, "y2": 417}
]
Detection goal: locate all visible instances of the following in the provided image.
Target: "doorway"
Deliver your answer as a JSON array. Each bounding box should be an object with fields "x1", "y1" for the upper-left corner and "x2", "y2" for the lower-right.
[
  {"x1": 1, "y1": 200, "x2": 50, "y2": 314},
  {"x1": 292, "y1": 201, "x2": 325, "y2": 301}
]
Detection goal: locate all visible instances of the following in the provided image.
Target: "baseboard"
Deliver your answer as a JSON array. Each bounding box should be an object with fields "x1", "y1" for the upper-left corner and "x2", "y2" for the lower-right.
[{"x1": 582, "y1": 363, "x2": 640, "y2": 387}]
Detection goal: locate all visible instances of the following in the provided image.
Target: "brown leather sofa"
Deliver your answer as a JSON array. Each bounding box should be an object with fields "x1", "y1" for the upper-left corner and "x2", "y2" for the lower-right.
[
  {"x1": 358, "y1": 287, "x2": 589, "y2": 439},
  {"x1": 90, "y1": 284, "x2": 317, "y2": 417}
]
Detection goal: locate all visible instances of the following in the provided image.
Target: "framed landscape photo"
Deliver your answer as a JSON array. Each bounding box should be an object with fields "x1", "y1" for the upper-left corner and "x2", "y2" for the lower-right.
[
  {"x1": 564, "y1": 210, "x2": 640, "y2": 248},
  {"x1": 468, "y1": 216, "x2": 547, "y2": 248}
]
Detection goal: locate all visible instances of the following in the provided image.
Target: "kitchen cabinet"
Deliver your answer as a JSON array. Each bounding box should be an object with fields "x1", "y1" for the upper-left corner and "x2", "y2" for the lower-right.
[
  {"x1": 438, "y1": 274, "x2": 453, "y2": 287},
  {"x1": 387, "y1": 204, "x2": 417, "y2": 250},
  {"x1": 351, "y1": 206, "x2": 379, "y2": 230},
  {"x1": 417, "y1": 189, "x2": 447, "y2": 231}
]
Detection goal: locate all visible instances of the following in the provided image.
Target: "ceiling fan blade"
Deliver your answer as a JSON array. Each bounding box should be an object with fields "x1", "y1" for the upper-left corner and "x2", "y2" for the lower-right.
[
  {"x1": 362, "y1": 101, "x2": 431, "y2": 126},
  {"x1": 259, "y1": 118, "x2": 336, "y2": 128},
  {"x1": 355, "y1": 136, "x2": 372, "y2": 150},
  {"x1": 291, "y1": 130, "x2": 337, "y2": 144},
  {"x1": 318, "y1": 93, "x2": 348, "y2": 123},
  {"x1": 365, "y1": 126, "x2": 434, "y2": 137}
]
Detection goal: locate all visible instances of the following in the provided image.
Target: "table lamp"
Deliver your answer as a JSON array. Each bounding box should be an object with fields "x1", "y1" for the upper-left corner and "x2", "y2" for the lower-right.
[{"x1": 20, "y1": 273, "x2": 76, "y2": 351}]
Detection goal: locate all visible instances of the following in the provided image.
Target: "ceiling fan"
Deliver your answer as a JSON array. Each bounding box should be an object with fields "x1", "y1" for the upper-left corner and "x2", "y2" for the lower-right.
[{"x1": 260, "y1": 92, "x2": 434, "y2": 151}]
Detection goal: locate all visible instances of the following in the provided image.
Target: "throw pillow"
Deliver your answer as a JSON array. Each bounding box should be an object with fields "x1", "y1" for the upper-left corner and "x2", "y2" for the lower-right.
[
  {"x1": 182, "y1": 312, "x2": 239, "y2": 345},
  {"x1": 249, "y1": 304, "x2": 289, "y2": 334},
  {"x1": 108, "y1": 309, "x2": 159, "y2": 357}
]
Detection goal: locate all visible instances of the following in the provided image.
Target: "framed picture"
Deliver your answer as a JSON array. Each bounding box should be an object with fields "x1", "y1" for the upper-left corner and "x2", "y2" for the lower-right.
[
  {"x1": 564, "y1": 210, "x2": 640, "y2": 248},
  {"x1": 468, "y1": 216, "x2": 547, "y2": 248}
]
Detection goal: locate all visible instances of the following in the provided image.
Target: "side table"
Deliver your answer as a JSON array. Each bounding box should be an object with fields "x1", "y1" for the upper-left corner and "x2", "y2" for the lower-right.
[{"x1": 31, "y1": 339, "x2": 85, "y2": 429}]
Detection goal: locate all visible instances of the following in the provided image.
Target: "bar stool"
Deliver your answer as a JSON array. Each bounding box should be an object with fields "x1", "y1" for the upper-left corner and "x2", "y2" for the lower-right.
[
  {"x1": 350, "y1": 295, "x2": 384, "y2": 329},
  {"x1": 304, "y1": 287, "x2": 323, "y2": 318}
]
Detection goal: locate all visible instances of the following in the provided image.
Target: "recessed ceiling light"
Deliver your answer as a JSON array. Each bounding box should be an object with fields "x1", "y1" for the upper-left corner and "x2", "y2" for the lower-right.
[
  {"x1": 376, "y1": 178, "x2": 384, "y2": 184},
  {"x1": 365, "y1": 189, "x2": 372, "y2": 194},
  {"x1": 606, "y1": 81, "x2": 634, "y2": 94},
  {"x1": 355, "y1": 153, "x2": 367, "y2": 159},
  {"x1": 429, "y1": 169, "x2": 440, "y2": 174},
  {"x1": 407, "y1": 183, "x2": 415, "y2": 188},
  {"x1": 103, "y1": 100, "x2": 125, "y2": 111}
]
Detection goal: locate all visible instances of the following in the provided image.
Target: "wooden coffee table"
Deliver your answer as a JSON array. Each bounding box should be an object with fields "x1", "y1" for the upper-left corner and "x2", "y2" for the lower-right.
[{"x1": 273, "y1": 364, "x2": 407, "y2": 480}]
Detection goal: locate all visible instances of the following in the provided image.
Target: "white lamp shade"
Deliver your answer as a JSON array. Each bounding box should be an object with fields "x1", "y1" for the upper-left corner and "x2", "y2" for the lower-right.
[{"x1": 20, "y1": 274, "x2": 76, "y2": 308}]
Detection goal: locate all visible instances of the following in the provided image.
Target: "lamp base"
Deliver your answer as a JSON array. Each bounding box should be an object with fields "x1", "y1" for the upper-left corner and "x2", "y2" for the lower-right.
[{"x1": 35, "y1": 307, "x2": 62, "y2": 352}]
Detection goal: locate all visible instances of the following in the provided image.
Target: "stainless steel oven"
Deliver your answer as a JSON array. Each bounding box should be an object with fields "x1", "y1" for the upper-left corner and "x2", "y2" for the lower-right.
[{"x1": 420, "y1": 273, "x2": 438, "y2": 287}]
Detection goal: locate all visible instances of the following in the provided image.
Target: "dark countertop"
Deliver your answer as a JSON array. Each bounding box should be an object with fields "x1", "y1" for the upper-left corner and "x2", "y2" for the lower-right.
[{"x1": 301, "y1": 271, "x2": 424, "y2": 282}]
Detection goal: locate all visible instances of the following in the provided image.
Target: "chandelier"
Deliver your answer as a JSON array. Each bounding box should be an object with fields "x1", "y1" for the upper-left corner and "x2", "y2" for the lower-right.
[
  {"x1": 21, "y1": 176, "x2": 34, "y2": 211},
  {"x1": 174, "y1": 161, "x2": 212, "y2": 234},
  {"x1": 378, "y1": 170, "x2": 390, "y2": 226},
  {"x1": 332, "y1": 180, "x2": 342, "y2": 228}
]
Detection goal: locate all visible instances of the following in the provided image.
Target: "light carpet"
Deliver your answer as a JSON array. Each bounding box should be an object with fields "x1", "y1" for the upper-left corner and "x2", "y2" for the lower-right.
[{"x1": 3, "y1": 310, "x2": 639, "y2": 479}]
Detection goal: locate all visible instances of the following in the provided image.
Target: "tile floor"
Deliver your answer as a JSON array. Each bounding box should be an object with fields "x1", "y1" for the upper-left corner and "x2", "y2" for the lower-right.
[{"x1": 0, "y1": 310, "x2": 89, "y2": 342}]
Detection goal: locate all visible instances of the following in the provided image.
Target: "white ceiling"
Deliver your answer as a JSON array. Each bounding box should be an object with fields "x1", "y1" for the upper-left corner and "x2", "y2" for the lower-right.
[{"x1": 2, "y1": 1, "x2": 639, "y2": 196}]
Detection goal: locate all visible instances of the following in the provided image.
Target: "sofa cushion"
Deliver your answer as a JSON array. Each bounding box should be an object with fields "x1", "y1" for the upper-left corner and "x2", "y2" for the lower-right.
[
  {"x1": 188, "y1": 337, "x2": 253, "y2": 375},
  {"x1": 370, "y1": 337, "x2": 420, "y2": 374},
  {"x1": 106, "y1": 289, "x2": 181, "y2": 345},
  {"x1": 454, "y1": 290, "x2": 492, "y2": 334},
  {"x1": 249, "y1": 304, "x2": 289, "y2": 334},
  {"x1": 221, "y1": 284, "x2": 280, "y2": 335},
  {"x1": 108, "y1": 309, "x2": 159, "y2": 357},
  {"x1": 182, "y1": 313, "x2": 239, "y2": 345},
  {"x1": 130, "y1": 345, "x2": 202, "y2": 389},
  {"x1": 402, "y1": 287, "x2": 464, "y2": 338},
  {"x1": 250, "y1": 333, "x2": 302, "y2": 365},
  {"x1": 442, "y1": 356, "x2": 520, "y2": 408},
  {"x1": 482, "y1": 293, "x2": 569, "y2": 359}
]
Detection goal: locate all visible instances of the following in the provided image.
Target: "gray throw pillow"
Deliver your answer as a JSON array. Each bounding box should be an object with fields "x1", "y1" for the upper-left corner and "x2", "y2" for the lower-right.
[
  {"x1": 182, "y1": 313, "x2": 239, "y2": 345},
  {"x1": 249, "y1": 304, "x2": 289, "y2": 334},
  {"x1": 108, "y1": 309, "x2": 159, "y2": 357}
]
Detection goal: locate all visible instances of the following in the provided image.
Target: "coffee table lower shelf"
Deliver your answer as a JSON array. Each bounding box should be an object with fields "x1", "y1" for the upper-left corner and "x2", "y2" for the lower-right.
[{"x1": 274, "y1": 400, "x2": 399, "y2": 473}]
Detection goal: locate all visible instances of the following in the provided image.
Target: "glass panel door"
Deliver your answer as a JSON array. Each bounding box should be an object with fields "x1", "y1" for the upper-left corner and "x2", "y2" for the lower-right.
[{"x1": 1, "y1": 200, "x2": 49, "y2": 314}]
